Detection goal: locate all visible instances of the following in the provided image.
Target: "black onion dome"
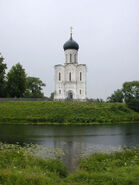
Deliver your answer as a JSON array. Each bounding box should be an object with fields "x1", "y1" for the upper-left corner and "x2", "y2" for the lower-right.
[{"x1": 63, "y1": 36, "x2": 79, "y2": 51}]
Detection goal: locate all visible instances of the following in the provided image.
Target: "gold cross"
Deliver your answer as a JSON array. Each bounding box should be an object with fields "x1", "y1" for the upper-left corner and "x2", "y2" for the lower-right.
[{"x1": 70, "y1": 26, "x2": 73, "y2": 36}]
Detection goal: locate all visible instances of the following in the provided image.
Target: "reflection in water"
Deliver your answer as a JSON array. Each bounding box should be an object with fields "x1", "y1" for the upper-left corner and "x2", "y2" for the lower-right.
[
  {"x1": 0, "y1": 124, "x2": 139, "y2": 171},
  {"x1": 53, "y1": 136, "x2": 86, "y2": 171}
]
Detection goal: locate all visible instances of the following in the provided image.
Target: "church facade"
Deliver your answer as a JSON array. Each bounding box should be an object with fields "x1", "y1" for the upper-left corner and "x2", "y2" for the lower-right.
[{"x1": 54, "y1": 29, "x2": 87, "y2": 101}]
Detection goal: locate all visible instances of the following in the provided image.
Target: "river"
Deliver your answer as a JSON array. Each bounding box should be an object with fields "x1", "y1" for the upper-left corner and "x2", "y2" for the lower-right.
[{"x1": 0, "y1": 124, "x2": 139, "y2": 171}]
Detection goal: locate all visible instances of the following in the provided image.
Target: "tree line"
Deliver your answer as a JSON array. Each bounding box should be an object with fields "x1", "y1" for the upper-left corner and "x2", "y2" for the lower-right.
[
  {"x1": 107, "y1": 81, "x2": 139, "y2": 112},
  {"x1": 0, "y1": 54, "x2": 138, "y2": 111},
  {"x1": 0, "y1": 54, "x2": 46, "y2": 98}
]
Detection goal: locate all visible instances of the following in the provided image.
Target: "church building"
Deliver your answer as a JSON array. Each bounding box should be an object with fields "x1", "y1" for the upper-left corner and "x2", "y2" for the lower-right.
[{"x1": 54, "y1": 28, "x2": 87, "y2": 101}]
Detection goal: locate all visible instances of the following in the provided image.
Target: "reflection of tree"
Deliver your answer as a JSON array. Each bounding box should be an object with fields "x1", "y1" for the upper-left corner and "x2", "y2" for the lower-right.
[
  {"x1": 0, "y1": 125, "x2": 28, "y2": 145},
  {"x1": 121, "y1": 124, "x2": 139, "y2": 147}
]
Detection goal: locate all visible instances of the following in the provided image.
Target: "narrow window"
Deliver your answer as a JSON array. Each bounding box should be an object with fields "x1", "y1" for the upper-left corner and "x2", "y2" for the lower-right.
[
  {"x1": 74, "y1": 54, "x2": 76, "y2": 63},
  {"x1": 80, "y1": 90, "x2": 81, "y2": 94},
  {"x1": 59, "y1": 72, "x2": 61, "y2": 81},
  {"x1": 59, "y1": 90, "x2": 61, "y2": 94},
  {"x1": 80, "y1": 72, "x2": 82, "y2": 81},
  {"x1": 70, "y1": 54, "x2": 72, "y2": 63},
  {"x1": 69, "y1": 72, "x2": 71, "y2": 81},
  {"x1": 66, "y1": 54, "x2": 67, "y2": 62}
]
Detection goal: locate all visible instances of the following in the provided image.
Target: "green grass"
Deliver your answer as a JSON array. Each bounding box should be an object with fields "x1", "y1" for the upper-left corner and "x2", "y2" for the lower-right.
[
  {"x1": 0, "y1": 101, "x2": 139, "y2": 124},
  {"x1": 0, "y1": 144, "x2": 139, "y2": 185},
  {"x1": 70, "y1": 150, "x2": 139, "y2": 185},
  {"x1": 0, "y1": 145, "x2": 67, "y2": 185}
]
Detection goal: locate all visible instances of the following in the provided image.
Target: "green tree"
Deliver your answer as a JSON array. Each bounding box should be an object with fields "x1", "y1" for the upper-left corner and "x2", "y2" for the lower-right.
[
  {"x1": 7, "y1": 63, "x2": 26, "y2": 97},
  {"x1": 107, "y1": 89, "x2": 124, "y2": 103},
  {"x1": 96, "y1": 98, "x2": 104, "y2": 103},
  {"x1": 122, "y1": 81, "x2": 139, "y2": 112},
  {"x1": 0, "y1": 54, "x2": 7, "y2": 97},
  {"x1": 24, "y1": 77, "x2": 46, "y2": 98},
  {"x1": 50, "y1": 92, "x2": 54, "y2": 100}
]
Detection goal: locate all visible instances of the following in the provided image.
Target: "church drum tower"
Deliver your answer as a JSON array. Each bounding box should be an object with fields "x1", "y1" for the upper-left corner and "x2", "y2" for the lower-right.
[{"x1": 54, "y1": 28, "x2": 87, "y2": 101}]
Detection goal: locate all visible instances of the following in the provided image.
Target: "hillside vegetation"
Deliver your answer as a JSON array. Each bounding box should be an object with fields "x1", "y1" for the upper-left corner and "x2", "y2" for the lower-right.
[
  {"x1": 0, "y1": 143, "x2": 139, "y2": 185},
  {"x1": 0, "y1": 101, "x2": 139, "y2": 124}
]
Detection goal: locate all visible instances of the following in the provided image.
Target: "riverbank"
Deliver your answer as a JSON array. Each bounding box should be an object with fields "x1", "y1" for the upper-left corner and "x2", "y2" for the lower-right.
[
  {"x1": 0, "y1": 143, "x2": 139, "y2": 185},
  {"x1": 0, "y1": 101, "x2": 139, "y2": 124}
]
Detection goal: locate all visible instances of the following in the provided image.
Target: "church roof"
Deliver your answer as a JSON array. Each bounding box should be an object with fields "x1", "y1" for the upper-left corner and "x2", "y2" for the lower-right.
[{"x1": 63, "y1": 35, "x2": 79, "y2": 51}]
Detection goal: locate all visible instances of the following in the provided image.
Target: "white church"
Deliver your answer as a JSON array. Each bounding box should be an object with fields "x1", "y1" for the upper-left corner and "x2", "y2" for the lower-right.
[{"x1": 54, "y1": 28, "x2": 87, "y2": 101}]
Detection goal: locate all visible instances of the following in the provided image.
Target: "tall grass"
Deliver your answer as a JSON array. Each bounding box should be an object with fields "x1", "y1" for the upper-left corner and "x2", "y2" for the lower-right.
[
  {"x1": 0, "y1": 143, "x2": 139, "y2": 185},
  {"x1": 0, "y1": 101, "x2": 139, "y2": 124},
  {"x1": 68, "y1": 149, "x2": 139, "y2": 185},
  {"x1": 0, "y1": 143, "x2": 67, "y2": 185}
]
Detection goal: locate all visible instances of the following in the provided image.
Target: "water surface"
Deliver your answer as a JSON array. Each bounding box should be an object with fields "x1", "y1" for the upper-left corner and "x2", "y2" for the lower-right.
[{"x1": 0, "y1": 124, "x2": 139, "y2": 171}]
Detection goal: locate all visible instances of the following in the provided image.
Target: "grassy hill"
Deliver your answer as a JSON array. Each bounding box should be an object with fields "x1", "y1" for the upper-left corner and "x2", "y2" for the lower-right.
[{"x1": 0, "y1": 101, "x2": 139, "y2": 124}]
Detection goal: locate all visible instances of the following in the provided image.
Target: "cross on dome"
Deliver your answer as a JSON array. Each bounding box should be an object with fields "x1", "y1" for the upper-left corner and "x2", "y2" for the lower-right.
[
  {"x1": 63, "y1": 27, "x2": 79, "y2": 51},
  {"x1": 70, "y1": 26, "x2": 73, "y2": 37}
]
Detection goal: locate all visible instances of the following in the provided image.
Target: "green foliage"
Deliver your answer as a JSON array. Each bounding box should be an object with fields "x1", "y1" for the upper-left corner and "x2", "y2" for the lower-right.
[
  {"x1": 0, "y1": 101, "x2": 139, "y2": 124},
  {"x1": 87, "y1": 98, "x2": 104, "y2": 102},
  {"x1": 0, "y1": 54, "x2": 7, "y2": 97},
  {"x1": 123, "y1": 81, "x2": 139, "y2": 112},
  {"x1": 7, "y1": 63, "x2": 26, "y2": 98},
  {"x1": 24, "y1": 77, "x2": 46, "y2": 98},
  {"x1": 107, "y1": 81, "x2": 139, "y2": 112},
  {"x1": 0, "y1": 144, "x2": 139, "y2": 185},
  {"x1": 0, "y1": 144, "x2": 67, "y2": 185},
  {"x1": 107, "y1": 89, "x2": 124, "y2": 103},
  {"x1": 0, "y1": 54, "x2": 46, "y2": 98},
  {"x1": 50, "y1": 92, "x2": 54, "y2": 100},
  {"x1": 69, "y1": 149, "x2": 139, "y2": 185}
]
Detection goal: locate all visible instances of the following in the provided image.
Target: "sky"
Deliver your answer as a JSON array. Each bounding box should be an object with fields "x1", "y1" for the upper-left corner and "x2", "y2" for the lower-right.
[{"x1": 0, "y1": 0, "x2": 139, "y2": 99}]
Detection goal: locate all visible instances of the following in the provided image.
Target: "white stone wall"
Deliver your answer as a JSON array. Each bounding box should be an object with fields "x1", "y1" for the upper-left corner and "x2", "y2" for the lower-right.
[
  {"x1": 54, "y1": 49, "x2": 87, "y2": 101},
  {"x1": 76, "y1": 65, "x2": 87, "y2": 100},
  {"x1": 54, "y1": 65, "x2": 65, "y2": 99},
  {"x1": 64, "y1": 63, "x2": 77, "y2": 99}
]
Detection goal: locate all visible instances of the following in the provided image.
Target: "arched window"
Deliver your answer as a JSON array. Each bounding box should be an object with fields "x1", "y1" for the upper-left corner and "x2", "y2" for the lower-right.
[
  {"x1": 80, "y1": 72, "x2": 82, "y2": 81},
  {"x1": 69, "y1": 72, "x2": 71, "y2": 81},
  {"x1": 59, "y1": 72, "x2": 61, "y2": 81},
  {"x1": 59, "y1": 90, "x2": 61, "y2": 94},
  {"x1": 70, "y1": 54, "x2": 72, "y2": 63}
]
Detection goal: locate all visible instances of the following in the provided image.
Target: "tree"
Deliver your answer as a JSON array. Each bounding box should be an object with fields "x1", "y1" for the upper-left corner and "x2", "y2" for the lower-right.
[
  {"x1": 50, "y1": 92, "x2": 54, "y2": 100},
  {"x1": 0, "y1": 54, "x2": 7, "y2": 97},
  {"x1": 7, "y1": 63, "x2": 26, "y2": 97},
  {"x1": 96, "y1": 98, "x2": 104, "y2": 103},
  {"x1": 24, "y1": 77, "x2": 46, "y2": 98},
  {"x1": 122, "y1": 81, "x2": 139, "y2": 112},
  {"x1": 107, "y1": 89, "x2": 124, "y2": 103}
]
